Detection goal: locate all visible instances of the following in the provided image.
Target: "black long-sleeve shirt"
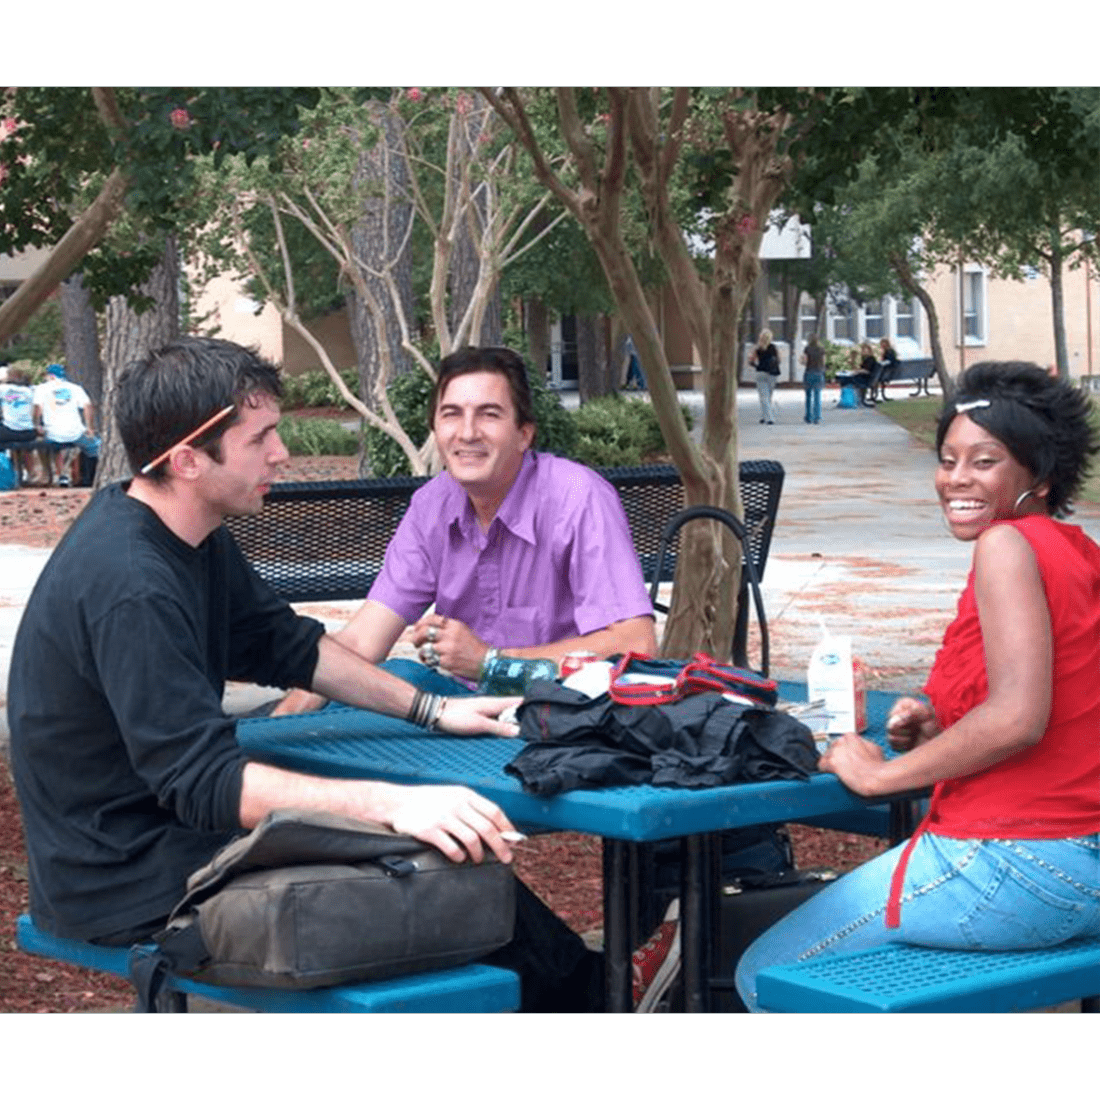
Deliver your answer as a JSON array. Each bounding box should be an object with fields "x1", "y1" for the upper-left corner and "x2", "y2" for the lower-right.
[{"x1": 8, "y1": 483, "x2": 325, "y2": 941}]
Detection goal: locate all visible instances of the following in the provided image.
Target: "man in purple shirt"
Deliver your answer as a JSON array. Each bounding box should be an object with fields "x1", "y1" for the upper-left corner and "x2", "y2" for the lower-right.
[{"x1": 274, "y1": 346, "x2": 656, "y2": 713}]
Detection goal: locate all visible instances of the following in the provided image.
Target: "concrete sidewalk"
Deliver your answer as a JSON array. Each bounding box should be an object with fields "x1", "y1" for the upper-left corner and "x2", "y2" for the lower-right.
[{"x1": 3, "y1": 385, "x2": 1099, "y2": 748}]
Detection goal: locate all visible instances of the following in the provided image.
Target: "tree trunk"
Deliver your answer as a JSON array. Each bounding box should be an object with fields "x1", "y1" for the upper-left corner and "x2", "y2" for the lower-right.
[
  {"x1": 525, "y1": 296, "x2": 550, "y2": 380},
  {"x1": 451, "y1": 204, "x2": 502, "y2": 346},
  {"x1": 782, "y1": 270, "x2": 800, "y2": 380},
  {"x1": 59, "y1": 272, "x2": 103, "y2": 407},
  {"x1": 1048, "y1": 227, "x2": 1069, "y2": 378},
  {"x1": 346, "y1": 104, "x2": 416, "y2": 476},
  {"x1": 575, "y1": 313, "x2": 614, "y2": 401},
  {"x1": 97, "y1": 236, "x2": 181, "y2": 486},
  {"x1": 890, "y1": 250, "x2": 954, "y2": 400},
  {"x1": 0, "y1": 168, "x2": 128, "y2": 346}
]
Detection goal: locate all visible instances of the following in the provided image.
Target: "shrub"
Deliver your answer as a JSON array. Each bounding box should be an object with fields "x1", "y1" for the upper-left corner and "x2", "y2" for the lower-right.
[
  {"x1": 281, "y1": 367, "x2": 359, "y2": 409},
  {"x1": 571, "y1": 395, "x2": 690, "y2": 468},
  {"x1": 277, "y1": 415, "x2": 358, "y2": 457},
  {"x1": 363, "y1": 369, "x2": 435, "y2": 478},
  {"x1": 821, "y1": 341, "x2": 855, "y2": 382}
]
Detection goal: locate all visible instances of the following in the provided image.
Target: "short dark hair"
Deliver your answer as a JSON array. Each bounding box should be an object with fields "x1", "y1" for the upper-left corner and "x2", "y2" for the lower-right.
[
  {"x1": 431, "y1": 346, "x2": 536, "y2": 436},
  {"x1": 936, "y1": 361, "x2": 1099, "y2": 517},
  {"x1": 117, "y1": 337, "x2": 283, "y2": 480}
]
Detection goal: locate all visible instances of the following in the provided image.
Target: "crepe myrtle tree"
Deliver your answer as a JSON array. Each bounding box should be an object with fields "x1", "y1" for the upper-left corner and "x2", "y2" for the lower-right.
[
  {"x1": 190, "y1": 88, "x2": 567, "y2": 476},
  {"x1": 0, "y1": 87, "x2": 319, "y2": 346},
  {"x1": 484, "y1": 87, "x2": 797, "y2": 661}
]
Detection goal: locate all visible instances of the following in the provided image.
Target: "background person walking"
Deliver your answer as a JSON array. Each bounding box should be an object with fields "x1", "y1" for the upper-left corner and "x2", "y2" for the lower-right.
[
  {"x1": 749, "y1": 329, "x2": 780, "y2": 424},
  {"x1": 801, "y1": 334, "x2": 825, "y2": 424}
]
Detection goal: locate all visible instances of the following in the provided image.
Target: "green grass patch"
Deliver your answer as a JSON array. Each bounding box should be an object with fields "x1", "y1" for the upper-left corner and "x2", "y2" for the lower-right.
[{"x1": 876, "y1": 393, "x2": 1100, "y2": 506}]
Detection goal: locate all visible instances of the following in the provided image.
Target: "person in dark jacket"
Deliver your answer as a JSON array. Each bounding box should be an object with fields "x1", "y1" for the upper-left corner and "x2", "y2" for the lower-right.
[{"x1": 9, "y1": 337, "x2": 602, "y2": 1010}]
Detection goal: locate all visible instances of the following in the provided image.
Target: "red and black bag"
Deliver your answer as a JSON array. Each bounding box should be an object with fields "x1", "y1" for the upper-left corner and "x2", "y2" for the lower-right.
[{"x1": 608, "y1": 652, "x2": 778, "y2": 709}]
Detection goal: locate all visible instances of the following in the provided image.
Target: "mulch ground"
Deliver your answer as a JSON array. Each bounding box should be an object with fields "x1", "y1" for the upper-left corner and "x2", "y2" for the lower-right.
[{"x1": 0, "y1": 453, "x2": 888, "y2": 1012}]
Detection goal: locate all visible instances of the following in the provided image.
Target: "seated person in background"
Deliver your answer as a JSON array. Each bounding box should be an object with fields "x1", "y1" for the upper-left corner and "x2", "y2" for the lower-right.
[
  {"x1": 857, "y1": 341, "x2": 882, "y2": 406},
  {"x1": 275, "y1": 345, "x2": 656, "y2": 714},
  {"x1": 9, "y1": 337, "x2": 603, "y2": 1011},
  {"x1": 874, "y1": 338, "x2": 899, "y2": 401},
  {"x1": 735, "y1": 361, "x2": 1100, "y2": 1010},
  {"x1": 33, "y1": 363, "x2": 100, "y2": 486},
  {"x1": 0, "y1": 367, "x2": 43, "y2": 484}
]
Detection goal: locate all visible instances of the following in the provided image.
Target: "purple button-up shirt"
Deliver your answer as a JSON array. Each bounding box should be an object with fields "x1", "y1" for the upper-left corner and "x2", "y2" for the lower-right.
[{"x1": 368, "y1": 451, "x2": 653, "y2": 647}]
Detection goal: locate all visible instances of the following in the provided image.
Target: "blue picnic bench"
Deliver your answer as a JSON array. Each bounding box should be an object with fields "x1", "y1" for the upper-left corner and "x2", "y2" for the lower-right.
[
  {"x1": 15, "y1": 913, "x2": 520, "y2": 1013},
  {"x1": 756, "y1": 936, "x2": 1100, "y2": 1013}
]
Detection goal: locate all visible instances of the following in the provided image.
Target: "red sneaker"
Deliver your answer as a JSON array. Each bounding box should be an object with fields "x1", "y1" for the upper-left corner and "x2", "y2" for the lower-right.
[{"x1": 632, "y1": 898, "x2": 681, "y2": 1012}]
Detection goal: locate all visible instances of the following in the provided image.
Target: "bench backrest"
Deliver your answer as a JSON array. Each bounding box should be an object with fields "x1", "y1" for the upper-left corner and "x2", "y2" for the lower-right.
[{"x1": 225, "y1": 461, "x2": 784, "y2": 605}]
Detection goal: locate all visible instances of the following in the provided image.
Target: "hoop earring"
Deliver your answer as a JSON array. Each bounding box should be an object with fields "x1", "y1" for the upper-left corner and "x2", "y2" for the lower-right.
[{"x1": 1013, "y1": 488, "x2": 1035, "y2": 514}]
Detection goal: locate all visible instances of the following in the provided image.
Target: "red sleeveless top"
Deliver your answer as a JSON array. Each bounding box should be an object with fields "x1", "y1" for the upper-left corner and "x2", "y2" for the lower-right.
[{"x1": 886, "y1": 515, "x2": 1100, "y2": 927}]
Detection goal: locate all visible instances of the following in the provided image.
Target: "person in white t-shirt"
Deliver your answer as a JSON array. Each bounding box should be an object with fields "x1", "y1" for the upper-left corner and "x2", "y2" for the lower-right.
[
  {"x1": 33, "y1": 364, "x2": 100, "y2": 486},
  {"x1": 0, "y1": 366, "x2": 45, "y2": 484}
]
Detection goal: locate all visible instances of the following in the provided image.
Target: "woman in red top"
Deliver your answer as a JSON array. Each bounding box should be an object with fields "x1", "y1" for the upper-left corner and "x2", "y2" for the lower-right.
[{"x1": 736, "y1": 361, "x2": 1100, "y2": 1010}]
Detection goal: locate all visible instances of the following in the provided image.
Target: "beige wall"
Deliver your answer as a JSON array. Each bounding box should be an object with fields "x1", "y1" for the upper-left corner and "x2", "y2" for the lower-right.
[
  {"x1": 922, "y1": 260, "x2": 1099, "y2": 377},
  {"x1": 191, "y1": 271, "x2": 357, "y2": 376}
]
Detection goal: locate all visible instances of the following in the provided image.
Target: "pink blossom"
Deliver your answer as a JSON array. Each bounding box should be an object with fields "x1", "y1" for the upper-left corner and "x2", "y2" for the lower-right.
[
  {"x1": 455, "y1": 92, "x2": 472, "y2": 116},
  {"x1": 406, "y1": 88, "x2": 423, "y2": 102},
  {"x1": 302, "y1": 139, "x2": 312, "y2": 150},
  {"x1": 737, "y1": 214, "x2": 758, "y2": 235},
  {"x1": 1, "y1": 117, "x2": 16, "y2": 136},
  {"x1": 169, "y1": 108, "x2": 191, "y2": 131}
]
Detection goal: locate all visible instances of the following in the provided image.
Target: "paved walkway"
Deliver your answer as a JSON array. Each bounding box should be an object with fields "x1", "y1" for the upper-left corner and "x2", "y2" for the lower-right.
[{"x1": 3, "y1": 385, "x2": 1099, "y2": 746}]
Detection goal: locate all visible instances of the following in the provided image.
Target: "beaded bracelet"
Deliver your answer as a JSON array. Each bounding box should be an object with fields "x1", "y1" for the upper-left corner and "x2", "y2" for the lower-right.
[{"x1": 408, "y1": 688, "x2": 445, "y2": 730}]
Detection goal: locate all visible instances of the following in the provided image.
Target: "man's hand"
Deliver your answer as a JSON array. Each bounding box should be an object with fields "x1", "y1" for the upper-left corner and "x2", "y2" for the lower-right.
[
  {"x1": 385, "y1": 784, "x2": 519, "y2": 865},
  {"x1": 816, "y1": 733, "x2": 890, "y2": 798},
  {"x1": 411, "y1": 614, "x2": 488, "y2": 682},
  {"x1": 885, "y1": 696, "x2": 941, "y2": 753},
  {"x1": 270, "y1": 687, "x2": 327, "y2": 716},
  {"x1": 436, "y1": 694, "x2": 522, "y2": 738}
]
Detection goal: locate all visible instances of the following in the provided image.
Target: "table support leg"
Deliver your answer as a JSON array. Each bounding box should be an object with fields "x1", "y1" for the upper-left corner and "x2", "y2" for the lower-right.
[
  {"x1": 680, "y1": 833, "x2": 715, "y2": 1012},
  {"x1": 602, "y1": 839, "x2": 633, "y2": 1012}
]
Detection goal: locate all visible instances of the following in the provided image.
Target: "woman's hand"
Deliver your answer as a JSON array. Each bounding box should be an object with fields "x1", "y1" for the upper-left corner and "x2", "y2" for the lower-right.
[
  {"x1": 885, "y1": 696, "x2": 941, "y2": 753},
  {"x1": 817, "y1": 733, "x2": 890, "y2": 798}
]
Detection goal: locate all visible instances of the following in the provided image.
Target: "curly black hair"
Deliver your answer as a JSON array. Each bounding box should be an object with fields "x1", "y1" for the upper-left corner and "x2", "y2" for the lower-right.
[{"x1": 936, "y1": 361, "x2": 1099, "y2": 517}]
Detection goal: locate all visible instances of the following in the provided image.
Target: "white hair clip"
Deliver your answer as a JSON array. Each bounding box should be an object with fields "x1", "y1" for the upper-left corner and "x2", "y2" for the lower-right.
[{"x1": 955, "y1": 399, "x2": 991, "y2": 413}]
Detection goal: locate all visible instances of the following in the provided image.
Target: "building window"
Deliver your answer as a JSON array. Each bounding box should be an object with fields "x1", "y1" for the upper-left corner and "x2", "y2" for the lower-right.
[
  {"x1": 831, "y1": 298, "x2": 856, "y2": 342},
  {"x1": 863, "y1": 298, "x2": 884, "y2": 340},
  {"x1": 895, "y1": 296, "x2": 918, "y2": 341},
  {"x1": 799, "y1": 297, "x2": 818, "y2": 341},
  {"x1": 961, "y1": 268, "x2": 987, "y2": 344}
]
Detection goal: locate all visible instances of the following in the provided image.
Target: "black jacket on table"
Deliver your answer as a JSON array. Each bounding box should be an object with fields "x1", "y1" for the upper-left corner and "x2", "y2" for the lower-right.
[{"x1": 8, "y1": 483, "x2": 326, "y2": 942}]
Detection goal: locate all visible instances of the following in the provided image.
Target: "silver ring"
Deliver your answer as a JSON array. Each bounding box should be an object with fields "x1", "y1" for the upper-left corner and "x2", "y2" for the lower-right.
[
  {"x1": 422, "y1": 643, "x2": 439, "y2": 668},
  {"x1": 427, "y1": 625, "x2": 439, "y2": 643}
]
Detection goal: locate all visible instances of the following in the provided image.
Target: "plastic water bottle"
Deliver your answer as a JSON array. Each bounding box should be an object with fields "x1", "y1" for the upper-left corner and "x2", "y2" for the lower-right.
[{"x1": 479, "y1": 655, "x2": 558, "y2": 695}]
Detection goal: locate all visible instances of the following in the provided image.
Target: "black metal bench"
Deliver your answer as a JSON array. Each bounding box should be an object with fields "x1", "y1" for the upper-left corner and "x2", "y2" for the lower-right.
[
  {"x1": 881, "y1": 357, "x2": 936, "y2": 397},
  {"x1": 224, "y1": 460, "x2": 785, "y2": 665}
]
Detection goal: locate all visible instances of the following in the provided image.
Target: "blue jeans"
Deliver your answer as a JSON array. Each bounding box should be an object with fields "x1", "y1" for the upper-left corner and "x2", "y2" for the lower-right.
[
  {"x1": 803, "y1": 371, "x2": 823, "y2": 423},
  {"x1": 735, "y1": 832, "x2": 1100, "y2": 1011}
]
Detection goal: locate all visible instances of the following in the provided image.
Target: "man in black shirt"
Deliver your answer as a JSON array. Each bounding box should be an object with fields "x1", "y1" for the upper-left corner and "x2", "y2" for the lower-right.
[{"x1": 8, "y1": 338, "x2": 601, "y2": 1009}]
